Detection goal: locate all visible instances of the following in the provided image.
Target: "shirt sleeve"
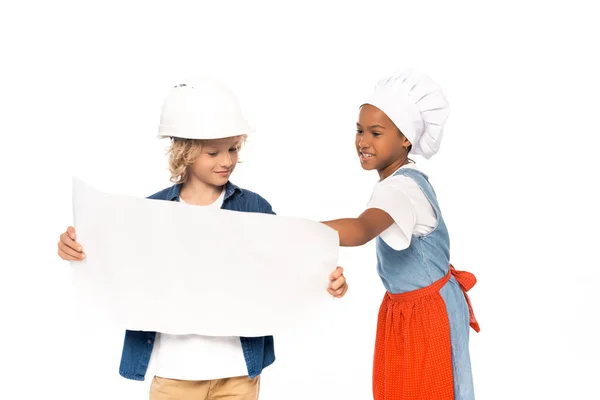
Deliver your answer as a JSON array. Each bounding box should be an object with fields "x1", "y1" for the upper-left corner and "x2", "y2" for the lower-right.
[
  {"x1": 366, "y1": 179, "x2": 417, "y2": 251},
  {"x1": 256, "y1": 194, "x2": 276, "y2": 215}
]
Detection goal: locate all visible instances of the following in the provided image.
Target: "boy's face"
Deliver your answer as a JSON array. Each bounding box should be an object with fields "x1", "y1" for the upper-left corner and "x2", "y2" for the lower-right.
[{"x1": 188, "y1": 136, "x2": 241, "y2": 186}]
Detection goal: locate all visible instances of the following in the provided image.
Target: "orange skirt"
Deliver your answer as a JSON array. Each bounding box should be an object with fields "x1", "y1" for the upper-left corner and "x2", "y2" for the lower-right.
[{"x1": 373, "y1": 265, "x2": 479, "y2": 400}]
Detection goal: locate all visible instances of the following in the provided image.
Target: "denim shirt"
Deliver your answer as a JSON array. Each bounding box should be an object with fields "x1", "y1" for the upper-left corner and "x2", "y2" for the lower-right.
[{"x1": 118, "y1": 181, "x2": 276, "y2": 381}]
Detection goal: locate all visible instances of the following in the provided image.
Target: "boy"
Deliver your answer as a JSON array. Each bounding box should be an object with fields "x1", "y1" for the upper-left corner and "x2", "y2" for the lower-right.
[{"x1": 57, "y1": 76, "x2": 348, "y2": 399}]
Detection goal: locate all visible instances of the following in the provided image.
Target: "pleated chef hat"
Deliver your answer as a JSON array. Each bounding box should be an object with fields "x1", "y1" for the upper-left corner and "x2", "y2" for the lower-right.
[{"x1": 364, "y1": 69, "x2": 449, "y2": 159}]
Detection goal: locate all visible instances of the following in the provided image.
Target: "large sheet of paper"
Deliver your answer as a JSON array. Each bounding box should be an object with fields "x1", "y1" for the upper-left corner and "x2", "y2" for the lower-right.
[{"x1": 70, "y1": 178, "x2": 339, "y2": 337}]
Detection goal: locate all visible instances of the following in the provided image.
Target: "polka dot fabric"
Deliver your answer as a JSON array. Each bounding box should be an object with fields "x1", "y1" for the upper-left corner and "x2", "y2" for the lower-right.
[{"x1": 373, "y1": 265, "x2": 479, "y2": 400}]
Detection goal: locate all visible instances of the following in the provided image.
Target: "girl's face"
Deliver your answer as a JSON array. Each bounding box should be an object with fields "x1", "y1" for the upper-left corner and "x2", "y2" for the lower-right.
[
  {"x1": 188, "y1": 136, "x2": 241, "y2": 187},
  {"x1": 355, "y1": 104, "x2": 411, "y2": 178}
]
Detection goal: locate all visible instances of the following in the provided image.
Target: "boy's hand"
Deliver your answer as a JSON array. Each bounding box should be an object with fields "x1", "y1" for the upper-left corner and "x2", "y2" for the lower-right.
[
  {"x1": 328, "y1": 266, "x2": 348, "y2": 298},
  {"x1": 57, "y1": 226, "x2": 86, "y2": 261}
]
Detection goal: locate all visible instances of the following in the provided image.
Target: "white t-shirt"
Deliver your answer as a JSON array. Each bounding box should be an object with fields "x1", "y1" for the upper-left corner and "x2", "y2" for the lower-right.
[
  {"x1": 366, "y1": 164, "x2": 437, "y2": 251},
  {"x1": 147, "y1": 188, "x2": 248, "y2": 381}
]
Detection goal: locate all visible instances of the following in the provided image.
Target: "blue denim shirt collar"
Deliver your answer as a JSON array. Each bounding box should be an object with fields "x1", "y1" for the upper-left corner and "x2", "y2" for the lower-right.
[{"x1": 164, "y1": 181, "x2": 242, "y2": 202}]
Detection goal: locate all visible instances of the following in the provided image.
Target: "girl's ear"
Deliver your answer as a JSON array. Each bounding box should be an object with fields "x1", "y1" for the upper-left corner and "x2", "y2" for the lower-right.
[{"x1": 399, "y1": 130, "x2": 412, "y2": 150}]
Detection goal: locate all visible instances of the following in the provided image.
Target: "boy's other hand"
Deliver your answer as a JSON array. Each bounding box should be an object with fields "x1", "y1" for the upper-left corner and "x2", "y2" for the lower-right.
[
  {"x1": 57, "y1": 226, "x2": 86, "y2": 261},
  {"x1": 328, "y1": 266, "x2": 348, "y2": 298}
]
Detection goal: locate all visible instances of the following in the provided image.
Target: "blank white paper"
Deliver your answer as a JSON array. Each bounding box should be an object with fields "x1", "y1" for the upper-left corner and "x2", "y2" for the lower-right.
[{"x1": 69, "y1": 177, "x2": 339, "y2": 337}]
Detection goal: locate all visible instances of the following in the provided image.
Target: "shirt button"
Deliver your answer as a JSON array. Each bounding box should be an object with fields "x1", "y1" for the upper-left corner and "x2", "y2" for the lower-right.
[{"x1": 147, "y1": 339, "x2": 153, "y2": 344}]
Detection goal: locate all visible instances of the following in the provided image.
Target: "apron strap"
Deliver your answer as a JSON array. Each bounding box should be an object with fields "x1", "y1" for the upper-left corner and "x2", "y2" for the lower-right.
[{"x1": 450, "y1": 264, "x2": 480, "y2": 333}]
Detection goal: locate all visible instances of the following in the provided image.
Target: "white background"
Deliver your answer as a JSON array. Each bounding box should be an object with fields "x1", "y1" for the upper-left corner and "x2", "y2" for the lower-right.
[{"x1": 1, "y1": 1, "x2": 599, "y2": 399}]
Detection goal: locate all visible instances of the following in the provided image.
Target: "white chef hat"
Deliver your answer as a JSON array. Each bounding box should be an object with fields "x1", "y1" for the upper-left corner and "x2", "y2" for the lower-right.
[{"x1": 363, "y1": 69, "x2": 449, "y2": 159}]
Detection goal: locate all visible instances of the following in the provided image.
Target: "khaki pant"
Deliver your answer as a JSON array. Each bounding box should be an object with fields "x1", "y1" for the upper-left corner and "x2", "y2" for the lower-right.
[{"x1": 149, "y1": 375, "x2": 260, "y2": 400}]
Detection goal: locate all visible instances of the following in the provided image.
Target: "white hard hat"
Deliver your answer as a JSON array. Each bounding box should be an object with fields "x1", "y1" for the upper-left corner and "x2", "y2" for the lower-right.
[{"x1": 158, "y1": 76, "x2": 253, "y2": 140}]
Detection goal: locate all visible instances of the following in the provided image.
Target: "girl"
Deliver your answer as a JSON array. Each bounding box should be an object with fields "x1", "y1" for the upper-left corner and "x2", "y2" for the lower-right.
[
  {"x1": 57, "y1": 76, "x2": 349, "y2": 400},
  {"x1": 322, "y1": 70, "x2": 479, "y2": 400}
]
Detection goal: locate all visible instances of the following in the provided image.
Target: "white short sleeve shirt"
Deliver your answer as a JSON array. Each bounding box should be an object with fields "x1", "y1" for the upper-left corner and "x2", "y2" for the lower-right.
[{"x1": 366, "y1": 164, "x2": 437, "y2": 251}]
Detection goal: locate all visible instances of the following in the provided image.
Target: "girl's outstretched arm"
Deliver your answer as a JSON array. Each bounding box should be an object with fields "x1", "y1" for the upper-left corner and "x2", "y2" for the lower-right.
[{"x1": 322, "y1": 208, "x2": 394, "y2": 247}]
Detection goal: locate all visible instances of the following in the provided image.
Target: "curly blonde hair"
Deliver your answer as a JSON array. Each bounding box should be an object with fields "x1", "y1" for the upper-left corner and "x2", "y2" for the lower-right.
[{"x1": 167, "y1": 135, "x2": 247, "y2": 184}]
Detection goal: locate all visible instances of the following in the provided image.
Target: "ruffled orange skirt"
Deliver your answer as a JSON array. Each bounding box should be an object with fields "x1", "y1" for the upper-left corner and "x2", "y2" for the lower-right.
[{"x1": 373, "y1": 265, "x2": 479, "y2": 400}]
